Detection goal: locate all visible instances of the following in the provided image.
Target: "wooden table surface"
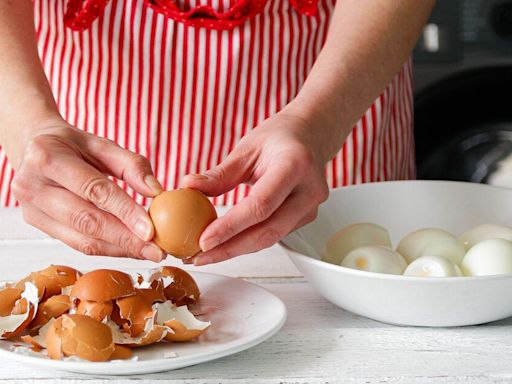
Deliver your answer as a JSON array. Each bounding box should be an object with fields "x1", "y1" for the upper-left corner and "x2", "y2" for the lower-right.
[{"x1": 1, "y1": 208, "x2": 512, "y2": 384}]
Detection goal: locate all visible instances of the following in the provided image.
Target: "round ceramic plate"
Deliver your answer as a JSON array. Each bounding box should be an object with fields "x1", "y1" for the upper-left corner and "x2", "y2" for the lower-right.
[{"x1": 0, "y1": 272, "x2": 287, "y2": 375}]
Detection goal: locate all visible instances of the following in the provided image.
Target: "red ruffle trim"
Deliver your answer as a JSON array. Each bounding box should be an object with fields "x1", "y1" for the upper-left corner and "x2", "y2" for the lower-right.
[{"x1": 64, "y1": 0, "x2": 319, "y2": 31}]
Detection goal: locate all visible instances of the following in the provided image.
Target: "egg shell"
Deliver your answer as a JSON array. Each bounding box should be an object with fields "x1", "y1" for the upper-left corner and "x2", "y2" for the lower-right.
[
  {"x1": 154, "y1": 302, "x2": 210, "y2": 342},
  {"x1": 149, "y1": 189, "x2": 217, "y2": 258},
  {"x1": 30, "y1": 294, "x2": 71, "y2": 332},
  {"x1": 396, "y1": 228, "x2": 465, "y2": 264},
  {"x1": 116, "y1": 290, "x2": 156, "y2": 337},
  {"x1": 0, "y1": 288, "x2": 23, "y2": 317},
  {"x1": 71, "y1": 269, "x2": 135, "y2": 302},
  {"x1": 0, "y1": 282, "x2": 39, "y2": 340},
  {"x1": 462, "y1": 238, "x2": 512, "y2": 276},
  {"x1": 341, "y1": 245, "x2": 407, "y2": 275},
  {"x1": 160, "y1": 266, "x2": 200, "y2": 306},
  {"x1": 16, "y1": 265, "x2": 81, "y2": 302},
  {"x1": 404, "y1": 255, "x2": 463, "y2": 277},
  {"x1": 107, "y1": 318, "x2": 168, "y2": 347},
  {"x1": 459, "y1": 223, "x2": 512, "y2": 250},
  {"x1": 75, "y1": 300, "x2": 114, "y2": 322},
  {"x1": 322, "y1": 223, "x2": 392, "y2": 266},
  {"x1": 110, "y1": 344, "x2": 133, "y2": 360},
  {"x1": 46, "y1": 314, "x2": 115, "y2": 362}
]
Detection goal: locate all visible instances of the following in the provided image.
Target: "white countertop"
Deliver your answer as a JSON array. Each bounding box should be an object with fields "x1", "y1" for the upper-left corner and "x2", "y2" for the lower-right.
[{"x1": 1, "y1": 208, "x2": 511, "y2": 383}]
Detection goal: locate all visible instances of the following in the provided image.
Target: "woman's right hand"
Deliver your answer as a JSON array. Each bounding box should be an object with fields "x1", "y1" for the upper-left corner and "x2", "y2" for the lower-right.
[{"x1": 9, "y1": 120, "x2": 165, "y2": 262}]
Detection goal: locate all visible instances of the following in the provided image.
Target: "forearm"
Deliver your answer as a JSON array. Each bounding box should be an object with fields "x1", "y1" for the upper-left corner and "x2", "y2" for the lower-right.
[
  {"x1": 0, "y1": 0, "x2": 63, "y2": 167},
  {"x1": 286, "y1": 0, "x2": 435, "y2": 162}
]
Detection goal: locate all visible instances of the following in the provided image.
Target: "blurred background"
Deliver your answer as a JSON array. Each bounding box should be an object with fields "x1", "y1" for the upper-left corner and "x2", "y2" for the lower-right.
[{"x1": 413, "y1": 0, "x2": 512, "y2": 187}]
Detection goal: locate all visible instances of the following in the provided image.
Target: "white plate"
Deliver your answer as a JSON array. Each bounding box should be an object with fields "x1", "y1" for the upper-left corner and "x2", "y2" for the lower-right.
[
  {"x1": 281, "y1": 180, "x2": 512, "y2": 327},
  {"x1": 0, "y1": 272, "x2": 286, "y2": 375}
]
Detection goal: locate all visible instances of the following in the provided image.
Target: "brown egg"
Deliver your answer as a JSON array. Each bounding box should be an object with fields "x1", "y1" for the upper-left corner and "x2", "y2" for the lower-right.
[
  {"x1": 30, "y1": 295, "x2": 71, "y2": 332},
  {"x1": 71, "y1": 269, "x2": 135, "y2": 302},
  {"x1": 161, "y1": 266, "x2": 200, "y2": 306},
  {"x1": 149, "y1": 189, "x2": 217, "y2": 258},
  {"x1": 16, "y1": 265, "x2": 81, "y2": 302},
  {"x1": 75, "y1": 300, "x2": 113, "y2": 322},
  {"x1": 46, "y1": 314, "x2": 115, "y2": 362}
]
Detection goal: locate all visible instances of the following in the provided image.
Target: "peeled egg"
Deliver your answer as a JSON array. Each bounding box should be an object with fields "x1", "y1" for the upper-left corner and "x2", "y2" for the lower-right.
[
  {"x1": 149, "y1": 189, "x2": 217, "y2": 258},
  {"x1": 404, "y1": 255, "x2": 463, "y2": 277},
  {"x1": 341, "y1": 245, "x2": 407, "y2": 275},
  {"x1": 396, "y1": 228, "x2": 465, "y2": 265},
  {"x1": 459, "y1": 223, "x2": 512, "y2": 250},
  {"x1": 322, "y1": 223, "x2": 392, "y2": 266},
  {"x1": 461, "y1": 238, "x2": 512, "y2": 276}
]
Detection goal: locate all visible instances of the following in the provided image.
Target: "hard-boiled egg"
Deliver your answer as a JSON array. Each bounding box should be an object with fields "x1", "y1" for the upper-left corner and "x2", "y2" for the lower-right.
[
  {"x1": 322, "y1": 223, "x2": 392, "y2": 266},
  {"x1": 461, "y1": 238, "x2": 512, "y2": 276},
  {"x1": 341, "y1": 245, "x2": 407, "y2": 275},
  {"x1": 459, "y1": 223, "x2": 512, "y2": 250},
  {"x1": 396, "y1": 228, "x2": 465, "y2": 265},
  {"x1": 404, "y1": 255, "x2": 463, "y2": 277}
]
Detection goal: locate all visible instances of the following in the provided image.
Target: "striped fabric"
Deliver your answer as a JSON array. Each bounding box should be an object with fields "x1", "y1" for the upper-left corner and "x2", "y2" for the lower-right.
[{"x1": 0, "y1": 0, "x2": 415, "y2": 207}]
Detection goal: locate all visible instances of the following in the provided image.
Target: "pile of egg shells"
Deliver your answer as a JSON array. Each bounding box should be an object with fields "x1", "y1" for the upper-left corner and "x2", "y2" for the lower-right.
[{"x1": 322, "y1": 223, "x2": 512, "y2": 277}]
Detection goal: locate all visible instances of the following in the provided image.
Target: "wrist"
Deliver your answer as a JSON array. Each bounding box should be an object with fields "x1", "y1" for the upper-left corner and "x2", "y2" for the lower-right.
[
  {"x1": 281, "y1": 97, "x2": 349, "y2": 164},
  {"x1": 0, "y1": 113, "x2": 66, "y2": 169}
]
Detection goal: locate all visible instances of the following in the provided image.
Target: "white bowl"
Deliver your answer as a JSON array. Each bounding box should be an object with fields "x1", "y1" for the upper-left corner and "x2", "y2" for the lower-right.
[{"x1": 280, "y1": 180, "x2": 512, "y2": 327}]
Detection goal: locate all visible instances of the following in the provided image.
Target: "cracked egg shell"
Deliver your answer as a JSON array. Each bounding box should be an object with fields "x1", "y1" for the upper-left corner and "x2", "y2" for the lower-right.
[
  {"x1": 154, "y1": 302, "x2": 210, "y2": 342},
  {"x1": 30, "y1": 294, "x2": 71, "y2": 332},
  {"x1": 0, "y1": 288, "x2": 23, "y2": 317},
  {"x1": 16, "y1": 265, "x2": 81, "y2": 302},
  {"x1": 161, "y1": 266, "x2": 200, "y2": 305},
  {"x1": 107, "y1": 318, "x2": 168, "y2": 347},
  {"x1": 116, "y1": 290, "x2": 156, "y2": 337},
  {"x1": 46, "y1": 314, "x2": 115, "y2": 362},
  {"x1": 71, "y1": 269, "x2": 135, "y2": 302},
  {"x1": 110, "y1": 344, "x2": 133, "y2": 360},
  {"x1": 149, "y1": 189, "x2": 217, "y2": 258},
  {"x1": 75, "y1": 300, "x2": 113, "y2": 322},
  {"x1": 0, "y1": 282, "x2": 39, "y2": 340}
]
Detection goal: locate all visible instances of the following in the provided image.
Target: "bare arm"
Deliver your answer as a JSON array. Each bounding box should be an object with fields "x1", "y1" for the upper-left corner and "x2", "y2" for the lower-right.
[
  {"x1": 0, "y1": 0, "x2": 164, "y2": 262},
  {"x1": 185, "y1": 0, "x2": 436, "y2": 265}
]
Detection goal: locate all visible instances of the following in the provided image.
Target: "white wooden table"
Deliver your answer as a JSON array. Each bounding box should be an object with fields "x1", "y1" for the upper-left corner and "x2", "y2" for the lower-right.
[{"x1": 1, "y1": 208, "x2": 512, "y2": 383}]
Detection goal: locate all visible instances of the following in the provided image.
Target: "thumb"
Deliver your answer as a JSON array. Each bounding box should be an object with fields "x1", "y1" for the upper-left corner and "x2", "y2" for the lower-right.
[{"x1": 181, "y1": 151, "x2": 250, "y2": 196}]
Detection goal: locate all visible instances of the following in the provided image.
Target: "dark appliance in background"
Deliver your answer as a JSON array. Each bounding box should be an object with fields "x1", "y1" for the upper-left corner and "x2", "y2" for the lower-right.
[{"x1": 413, "y1": 0, "x2": 512, "y2": 187}]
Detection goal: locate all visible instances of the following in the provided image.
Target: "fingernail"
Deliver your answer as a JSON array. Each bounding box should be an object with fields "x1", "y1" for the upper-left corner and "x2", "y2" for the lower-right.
[
  {"x1": 134, "y1": 219, "x2": 152, "y2": 240},
  {"x1": 187, "y1": 173, "x2": 208, "y2": 180},
  {"x1": 200, "y1": 237, "x2": 220, "y2": 252},
  {"x1": 194, "y1": 255, "x2": 213, "y2": 266},
  {"x1": 144, "y1": 175, "x2": 163, "y2": 195},
  {"x1": 141, "y1": 243, "x2": 164, "y2": 263}
]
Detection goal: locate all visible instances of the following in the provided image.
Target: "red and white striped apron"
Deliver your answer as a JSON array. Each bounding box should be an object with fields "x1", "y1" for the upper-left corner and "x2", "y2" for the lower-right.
[{"x1": 0, "y1": 0, "x2": 415, "y2": 207}]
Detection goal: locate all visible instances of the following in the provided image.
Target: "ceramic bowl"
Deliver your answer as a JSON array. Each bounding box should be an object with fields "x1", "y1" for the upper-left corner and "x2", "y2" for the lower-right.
[{"x1": 281, "y1": 180, "x2": 512, "y2": 327}]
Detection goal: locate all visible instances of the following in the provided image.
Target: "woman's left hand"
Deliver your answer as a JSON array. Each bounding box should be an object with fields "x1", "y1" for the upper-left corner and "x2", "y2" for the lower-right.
[{"x1": 181, "y1": 111, "x2": 330, "y2": 265}]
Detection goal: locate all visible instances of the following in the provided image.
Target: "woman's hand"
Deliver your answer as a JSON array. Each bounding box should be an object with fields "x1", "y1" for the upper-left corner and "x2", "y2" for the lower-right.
[
  {"x1": 181, "y1": 111, "x2": 330, "y2": 265},
  {"x1": 10, "y1": 120, "x2": 165, "y2": 262}
]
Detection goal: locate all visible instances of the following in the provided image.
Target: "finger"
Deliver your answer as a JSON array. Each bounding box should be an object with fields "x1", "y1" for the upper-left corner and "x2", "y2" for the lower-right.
[
  {"x1": 21, "y1": 205, "x2": 139, "y2": 259},
  {"x1": 180, "y1": 208, "x2": 318, "y2": 266},
  {"x1": 180, "y1": 149, "x2": 254, "y2": 196},
  {"x1": 30, "y1": 185, "x2": 164, "y2": 262},
  {"x1": 87, "y1": 136, "x2": 163, "y2": 197},
  {"x1": 198, "y1": 162, "x2": 298, "y2": 252},
  {"x1": 41, "y1": 152, "x2": 155, "y2": 241},
  {"x1": 193, "y1": 191, "x2": 316, "y2": 266}
]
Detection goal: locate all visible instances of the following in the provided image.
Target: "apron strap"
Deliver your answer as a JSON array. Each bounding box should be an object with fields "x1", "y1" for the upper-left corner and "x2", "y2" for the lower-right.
[{"x1": 64, "y1": 0, "x2": 319, "y2": 31}]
